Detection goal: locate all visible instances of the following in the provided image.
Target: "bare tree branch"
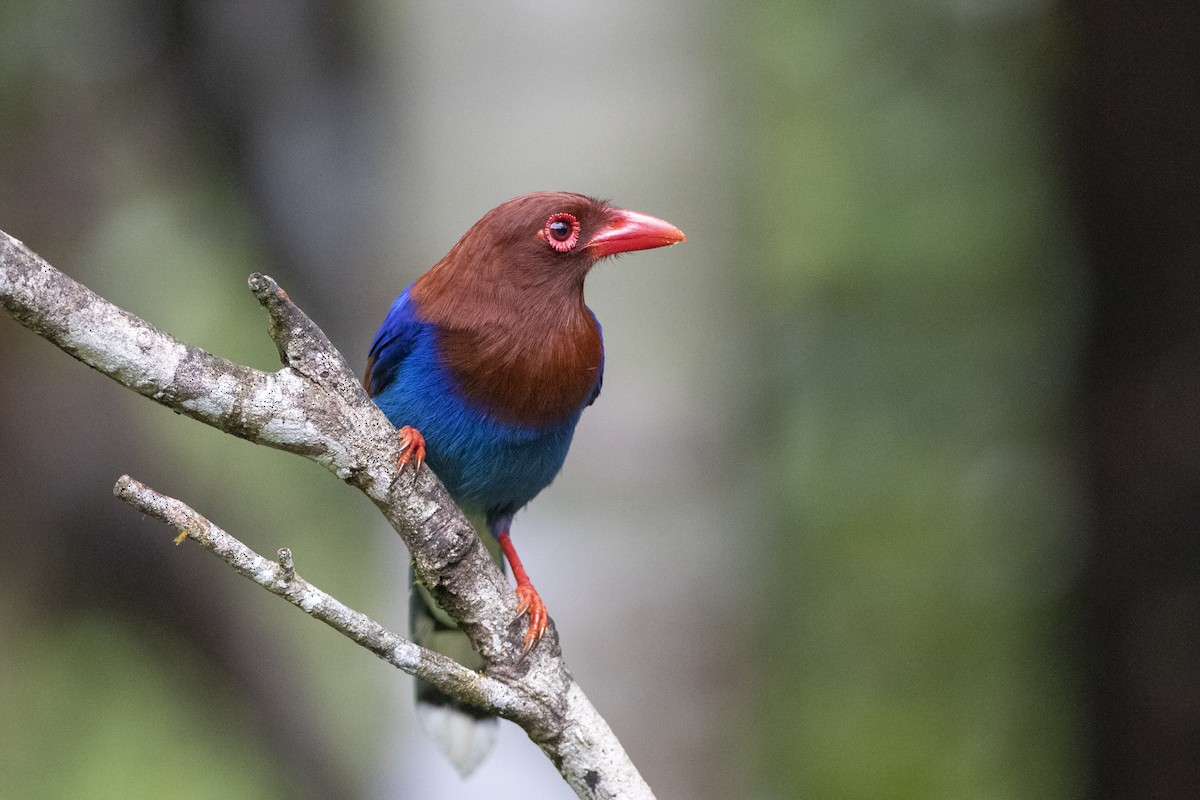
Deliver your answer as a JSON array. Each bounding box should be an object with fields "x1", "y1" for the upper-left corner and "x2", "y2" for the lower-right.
[
  {"x1": 112, "y1": 474, "x2": 535, "y2": 717},
  {"x1": 0, "y1": 229, "x2": 655, "y2": 800}
]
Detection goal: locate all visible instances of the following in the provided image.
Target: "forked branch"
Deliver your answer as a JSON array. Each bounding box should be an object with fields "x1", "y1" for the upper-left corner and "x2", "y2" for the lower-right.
[{"x1": 0, "y1": 229, "x2": 654, "y2": 800}]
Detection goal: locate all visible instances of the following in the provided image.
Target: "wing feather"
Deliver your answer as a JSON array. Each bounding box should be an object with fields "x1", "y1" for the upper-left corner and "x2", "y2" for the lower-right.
[{"x1": 364, "y1": 286, "x2": 420, "y2": 397}]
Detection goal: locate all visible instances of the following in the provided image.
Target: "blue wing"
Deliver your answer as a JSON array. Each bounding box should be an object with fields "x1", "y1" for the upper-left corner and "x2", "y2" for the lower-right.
[
  {"x1": 364, "y1": 284, "x2": 420, "y2": 397},
  {"x1": 586, "y1": 308, "x2": 603, "y2": 406}
]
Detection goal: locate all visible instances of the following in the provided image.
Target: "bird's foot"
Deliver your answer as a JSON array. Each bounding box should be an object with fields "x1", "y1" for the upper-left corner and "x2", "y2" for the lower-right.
[
  {"x1": 514, "y1": 583, "x2": 548, "y2": 658},
  {"x1": 396, "y1": 425, "x2": 426, "y2": 473},
  {"x1": 496, "y1": 530, "x2": 548, "y2": 657}
]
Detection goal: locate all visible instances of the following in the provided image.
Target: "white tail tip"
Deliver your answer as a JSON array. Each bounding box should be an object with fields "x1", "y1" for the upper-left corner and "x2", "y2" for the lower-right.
[{"x1": 416, "y1": 702, "x2": 499, "y2": 777}]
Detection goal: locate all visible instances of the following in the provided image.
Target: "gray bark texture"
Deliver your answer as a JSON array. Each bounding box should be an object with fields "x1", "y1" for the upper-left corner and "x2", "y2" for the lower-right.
[{"x1": 0, "y1": 229, "x2": 655, "y2": 800}]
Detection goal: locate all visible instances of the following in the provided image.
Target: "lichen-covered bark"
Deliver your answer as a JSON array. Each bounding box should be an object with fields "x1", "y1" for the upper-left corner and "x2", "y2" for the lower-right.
[{"x1": 0, "y1": 229, "x2": 655, "y2": 800}]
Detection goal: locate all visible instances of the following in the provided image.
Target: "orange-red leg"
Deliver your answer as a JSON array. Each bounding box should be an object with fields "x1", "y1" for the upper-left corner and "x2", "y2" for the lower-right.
[
  {"x1": 396, "y1": 425, "x2": 426, "y2": 473},
  {"x1": 496, "y1": 530, "x2": 548, "y2": 655}
]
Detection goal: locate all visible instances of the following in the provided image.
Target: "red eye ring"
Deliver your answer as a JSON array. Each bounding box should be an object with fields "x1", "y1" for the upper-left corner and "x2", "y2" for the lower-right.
[{"x1": 544, "y1": 212, "x2": 580, "y2": 252}]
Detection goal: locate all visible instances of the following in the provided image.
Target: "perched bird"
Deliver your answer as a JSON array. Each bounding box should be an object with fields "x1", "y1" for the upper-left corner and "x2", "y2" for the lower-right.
[{"x1": 364, "y1": 191, "x2": 685, "y2": 774}]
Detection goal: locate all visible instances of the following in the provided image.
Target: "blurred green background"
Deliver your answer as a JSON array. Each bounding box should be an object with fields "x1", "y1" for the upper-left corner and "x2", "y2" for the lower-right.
[{"x1": 2, "y1": 2, "x2": 1196, "y2": 799}]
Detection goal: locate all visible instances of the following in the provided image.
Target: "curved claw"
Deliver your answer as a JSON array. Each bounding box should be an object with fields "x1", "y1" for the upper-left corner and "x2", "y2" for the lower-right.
[
  {"x1": 396, "y1": 425, "x2": 426, "y2": 474},
  {"x1": 514, "y1": 584, "x2": 548, "y2": 658}
]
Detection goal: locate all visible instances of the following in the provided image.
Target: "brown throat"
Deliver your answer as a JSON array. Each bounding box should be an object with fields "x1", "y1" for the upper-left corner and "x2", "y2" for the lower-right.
[{"x1": 432, "y1": 312, "x2": 602, "y2": 427}]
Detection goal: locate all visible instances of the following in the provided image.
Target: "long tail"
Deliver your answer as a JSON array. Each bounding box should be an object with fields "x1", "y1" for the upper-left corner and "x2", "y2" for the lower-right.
[{"x1": 409, "y1": 529, "x2": 502, "y2": 776}]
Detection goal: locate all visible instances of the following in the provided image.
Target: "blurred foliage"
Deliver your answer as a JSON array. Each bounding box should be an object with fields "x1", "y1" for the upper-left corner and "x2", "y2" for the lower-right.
[
  {"x1": 0, "y1": 615, "x2": 279, "y2": 800},
  {"x1": 0, "y1": 2, "x2": 392, "y2": 797},
  {"x1": 748, "y1": 1, "x2": 1085, "y2": 798},
  {"x1": 0, "y1": 0, "x2": 1104, "y2": 798}
]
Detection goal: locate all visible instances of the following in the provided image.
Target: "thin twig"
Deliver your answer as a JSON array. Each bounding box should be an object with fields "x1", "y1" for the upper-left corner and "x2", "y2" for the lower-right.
[{"x1": 113, "y1": 474, "x2": 532, "y2": 717}]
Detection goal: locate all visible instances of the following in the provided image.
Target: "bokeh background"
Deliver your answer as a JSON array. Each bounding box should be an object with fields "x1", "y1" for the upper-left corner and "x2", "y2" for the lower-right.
[{"x1": 1, "y1": 2, "x2": 1196, "y2": 799}]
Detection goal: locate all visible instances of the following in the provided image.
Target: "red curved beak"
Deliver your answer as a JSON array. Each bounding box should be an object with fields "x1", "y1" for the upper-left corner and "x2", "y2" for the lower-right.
[{"x1": 586, "y1": 208, "x2": 687, "y2": 258}]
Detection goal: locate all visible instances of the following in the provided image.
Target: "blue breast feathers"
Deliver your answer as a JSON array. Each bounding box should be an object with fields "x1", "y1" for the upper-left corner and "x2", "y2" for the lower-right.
[{"x1": 366, "y1": 286, "x2": 588, "y2": 520}]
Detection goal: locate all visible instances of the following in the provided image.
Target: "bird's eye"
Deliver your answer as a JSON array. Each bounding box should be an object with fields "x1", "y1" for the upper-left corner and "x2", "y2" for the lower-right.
[{"x1": 544, "y1": 212, "x2": 580, "y2": 252}]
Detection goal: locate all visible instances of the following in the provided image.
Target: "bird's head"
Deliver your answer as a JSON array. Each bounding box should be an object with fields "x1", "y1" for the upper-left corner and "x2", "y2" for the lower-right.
[
  {"x1": 426, "y1": 192, "x2": 686, "y2": 298},
  {"x1": 405, "y1": 192, "x2": 685, "y2": 422}
]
